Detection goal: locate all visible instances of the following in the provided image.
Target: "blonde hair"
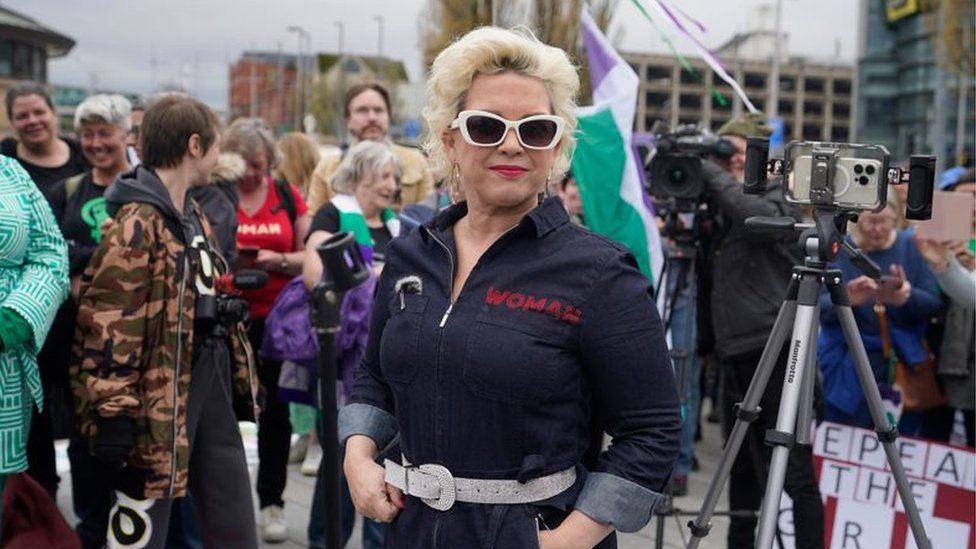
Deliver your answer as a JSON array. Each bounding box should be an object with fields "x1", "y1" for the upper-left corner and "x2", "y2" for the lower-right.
[
  {"x1": 423, "y1": 26, "x2": 579, "y2": 181},
  {"x1": 274, "y1": 133, "x2": 320, "y2": 197},
  {"x1": 331, "y1": 141, "x2": 401, "y2": 195},
  {"x1": 849, "y1": 186, "x2": 903, "y2": 243},
  {"x1": 223, "y1": 117, "x2": 279, "y2": 167}
]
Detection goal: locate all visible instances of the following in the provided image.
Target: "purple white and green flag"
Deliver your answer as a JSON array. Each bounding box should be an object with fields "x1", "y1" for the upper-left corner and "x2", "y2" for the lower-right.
[{"x1": 572, "y1": 8, "x2": 665, "y2": 290}]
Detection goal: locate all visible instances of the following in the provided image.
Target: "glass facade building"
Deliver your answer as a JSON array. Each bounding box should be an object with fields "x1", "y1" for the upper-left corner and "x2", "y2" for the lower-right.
[{"x1": 857, "y1": 0, "x2": 975, "y2": 162}]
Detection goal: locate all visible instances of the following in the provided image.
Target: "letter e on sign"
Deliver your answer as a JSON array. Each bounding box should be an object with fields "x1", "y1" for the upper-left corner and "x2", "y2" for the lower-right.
[
  {"x1": 894, "y1": 478, "x2": 935, "y2": 516},
  {"x1": 816, "y1": 422, "x2": 853, "y2": 461}
]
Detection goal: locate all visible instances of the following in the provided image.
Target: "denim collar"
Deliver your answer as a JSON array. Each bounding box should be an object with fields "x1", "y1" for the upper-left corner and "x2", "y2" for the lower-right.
[{"x1": 422, "y1": 196, "x2": 569, "y2": 242}]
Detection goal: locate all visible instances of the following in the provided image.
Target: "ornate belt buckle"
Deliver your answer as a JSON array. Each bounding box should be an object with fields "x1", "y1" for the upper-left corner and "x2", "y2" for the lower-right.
[{"x1": 418, "y1": 463, "x2": 456, "y2": 511}]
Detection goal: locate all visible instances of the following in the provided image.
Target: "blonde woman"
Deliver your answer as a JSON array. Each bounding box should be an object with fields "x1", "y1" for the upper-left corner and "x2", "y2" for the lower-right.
[
  {"x1": 339, "y1": 27, "x2": 680, "y2": 548},
  {"x1": 275, "y1": 132, "x2": 320, "y2": 199}
]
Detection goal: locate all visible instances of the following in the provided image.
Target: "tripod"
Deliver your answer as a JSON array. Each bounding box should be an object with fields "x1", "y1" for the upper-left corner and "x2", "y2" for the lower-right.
[
  {"x1": 652, "y1": 204, "x2": 757, "y2": 548},
  {"x1": 686, "y1": 210, "x2": 932, "y2": 549}
]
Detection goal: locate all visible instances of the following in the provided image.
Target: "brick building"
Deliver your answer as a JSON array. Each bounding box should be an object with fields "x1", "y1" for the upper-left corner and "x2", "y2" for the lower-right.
[{"x1": 228, "y1": 52, "x2": 303, "y2": 132}]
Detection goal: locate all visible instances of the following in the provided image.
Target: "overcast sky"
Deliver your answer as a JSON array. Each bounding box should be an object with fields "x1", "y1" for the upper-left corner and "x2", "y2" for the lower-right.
[{"x1": 9, "y1": 0, "x2": 859, "y2": 110}]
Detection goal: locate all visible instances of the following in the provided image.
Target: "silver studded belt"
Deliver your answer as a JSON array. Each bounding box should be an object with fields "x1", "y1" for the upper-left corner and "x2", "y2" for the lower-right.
[{"x1": 383, "y1": 459, "x2": 576, "y2": 511}]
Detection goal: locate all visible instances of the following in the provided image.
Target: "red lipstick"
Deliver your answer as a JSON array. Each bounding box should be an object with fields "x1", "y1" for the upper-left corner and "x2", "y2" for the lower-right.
[{"x1": 490, "y1": 165, "x2": 528, "y2": 178}]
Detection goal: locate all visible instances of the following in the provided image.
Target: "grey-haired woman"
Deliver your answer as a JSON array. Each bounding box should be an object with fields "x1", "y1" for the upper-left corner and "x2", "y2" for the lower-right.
[{"x1": 43, "y1": 93, "x2": 134, "y2": 547}]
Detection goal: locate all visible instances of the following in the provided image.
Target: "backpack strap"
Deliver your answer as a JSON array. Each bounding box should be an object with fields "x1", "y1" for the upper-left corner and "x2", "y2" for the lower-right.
[
  {"x1": 272, "y1": 179, "x2": 297, "y2": 225},
  {"x1": 65, "y1": 173, "x2": 85, "y2": 201}
]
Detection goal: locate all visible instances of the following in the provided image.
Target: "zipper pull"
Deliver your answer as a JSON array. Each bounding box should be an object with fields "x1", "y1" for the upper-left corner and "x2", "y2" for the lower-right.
[
  {"x1": 439, "y1": 302, "x2": 454, "y2": 328},
  {"x1": 399, "y1": 291, "x2": 405, "y2": 310}
]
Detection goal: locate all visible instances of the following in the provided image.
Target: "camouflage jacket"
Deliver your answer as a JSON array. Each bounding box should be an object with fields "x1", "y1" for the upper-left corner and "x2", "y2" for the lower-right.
[{"x1": 72, "y1": 199, "x2": 258, "y2": 499}]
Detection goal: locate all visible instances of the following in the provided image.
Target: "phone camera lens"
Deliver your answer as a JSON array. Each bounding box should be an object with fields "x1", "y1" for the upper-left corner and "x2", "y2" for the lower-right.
[
  {"x1": 859, "y1": 176, "x2": 869, "y2": 186},
  {"x1": 865, "y1": 165, "x2": 876, "y2": 175},
  {"x1": 854, "y1": 164, "x2": 864, "y2": 174}
]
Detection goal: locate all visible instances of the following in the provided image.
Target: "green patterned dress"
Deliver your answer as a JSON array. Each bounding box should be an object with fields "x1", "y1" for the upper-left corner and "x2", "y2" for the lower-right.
[{"x1": 0, "y1": 155, "x2": 68, "y2": 474}]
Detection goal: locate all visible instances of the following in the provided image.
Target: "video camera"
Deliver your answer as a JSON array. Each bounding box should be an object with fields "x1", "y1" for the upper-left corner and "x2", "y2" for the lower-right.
[
  {"x1": 743, "y1": 138, "x2": 935, "y2": 219},
  {"x1": 647, "y1": 122, "x2": 737, "y2": 200}
]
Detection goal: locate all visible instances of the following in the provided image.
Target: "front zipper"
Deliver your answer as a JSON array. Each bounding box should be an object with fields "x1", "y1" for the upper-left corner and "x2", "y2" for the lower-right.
[
  {"x1": 425, "y1": 223, "x2": 519, "y2": 458},
  {"x1": 428, "y1": 229, "x2": 457, "y2": 328},
  {"x1": 427, "y1": 224, "x2": 519, "y2": 329},
  {"x1": 426, "y1": 228, "x2": 456, "y2": 459},
  {"x1": 167, "y1": 254, "x2": 189, "y2": 498}
]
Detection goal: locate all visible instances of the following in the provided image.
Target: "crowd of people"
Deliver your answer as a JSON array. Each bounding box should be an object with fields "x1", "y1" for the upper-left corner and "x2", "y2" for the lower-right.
[
  {"x1": 0, "y1": 23, "x2": 972, "y2": 549},
  {"x1": 667, "y1": 114, "x2": 975, "y2": 549}
]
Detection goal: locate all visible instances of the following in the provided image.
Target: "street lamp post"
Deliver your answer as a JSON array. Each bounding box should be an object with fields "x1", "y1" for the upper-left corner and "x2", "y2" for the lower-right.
[
  {"x1": 334, "y1": 21, "x2": 345, "y2": 142},
  {"x1": 287, "y1": 26, "x2": 308, "y2": 131},
  {"x1": 374, "y1": 16, "x2": 384, "y2": 60},
  {"x1": 769, "y1": 0, "x2": 784, "y2": 120}
]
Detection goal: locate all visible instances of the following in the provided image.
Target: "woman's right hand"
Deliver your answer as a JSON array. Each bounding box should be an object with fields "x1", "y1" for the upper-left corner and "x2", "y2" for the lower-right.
[
  {"x1": 344, "y1": 436, "x2": 404, "y2": 523},
  {"x1": 847, "y1": 275, "x2": 878, "y2": 307},
  {"x1": 913, "y1": 235, "x2": 953, "y2": 273}
]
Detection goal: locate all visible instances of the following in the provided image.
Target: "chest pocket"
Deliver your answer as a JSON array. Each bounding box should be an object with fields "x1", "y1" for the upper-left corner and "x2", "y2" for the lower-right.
[
  {"x1": 379, "y1": 293, "x2": 427, "y2": 385},
  {"x1": 462, "y1": 314, "x2": 571, "y2": 406}
]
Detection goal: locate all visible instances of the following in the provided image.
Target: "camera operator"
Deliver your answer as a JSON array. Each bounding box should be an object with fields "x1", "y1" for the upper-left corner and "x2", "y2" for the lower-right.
[{"x1": 703, "y1": 114, "x2": 824, "y2": 549}]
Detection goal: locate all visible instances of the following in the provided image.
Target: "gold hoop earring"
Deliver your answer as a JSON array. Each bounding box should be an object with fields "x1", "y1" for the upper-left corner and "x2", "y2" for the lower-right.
[{"x1": 451, "y1": 163, "x2": 462, "y2": 203}]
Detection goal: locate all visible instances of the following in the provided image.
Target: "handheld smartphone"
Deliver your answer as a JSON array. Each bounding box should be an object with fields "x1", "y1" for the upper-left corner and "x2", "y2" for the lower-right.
[
  {"x1": 238, "y1": 246, "x2": 259, "y2": 268},
  {"x1": 784, "y1": 141, "x2": 889, "y2": 211},
  {"x1": 878, "y1": 274, "x2": 904, "y2": 289}
]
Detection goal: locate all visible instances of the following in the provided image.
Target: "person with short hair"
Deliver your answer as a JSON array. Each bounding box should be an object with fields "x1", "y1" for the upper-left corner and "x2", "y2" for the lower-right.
[
  {"x1": 340, "y1": 27, "x2": 680, "y2": 548},
  {"x1": 305, "y1": 82, "x2": 433, "y2": 211},
  {"x1": 37, "y1": 93, "x2": 133, "y2": 548},
  {"x1": 302, "y1": 139, "x2": 401, "y2": 549},
  {"x1": 818, "y1": 191, "x2": 942, "y2": 430},
  {"x1": 2, "y1": 83, "x2": 89, "y2": 192},
  {"x1": 222, "y1": 116, "x2": 310, "y2": 543},
  {"x1": 72, "y1": 94, "x2": 259, "y2": 549}
]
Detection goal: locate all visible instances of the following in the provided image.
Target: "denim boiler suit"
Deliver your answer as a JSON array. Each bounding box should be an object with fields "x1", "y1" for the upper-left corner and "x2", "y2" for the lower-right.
[{"x1": 339, "y1": 198, "x2": 681, "y2": 548}]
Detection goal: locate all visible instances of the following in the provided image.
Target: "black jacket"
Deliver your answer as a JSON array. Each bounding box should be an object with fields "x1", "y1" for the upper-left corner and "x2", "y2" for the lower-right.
[{"x1": 703, "y1": 160, "x2": 803, "y2": 360}]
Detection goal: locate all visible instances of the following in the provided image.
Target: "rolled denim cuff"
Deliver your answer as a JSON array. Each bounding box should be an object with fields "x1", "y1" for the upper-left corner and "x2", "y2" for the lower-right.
[
  {"x1": 573, "y1": 472, "x2": 663, "y2": 533},
  {"x1": 338, "y1": 403, "x2": 397, "y2": 448}
]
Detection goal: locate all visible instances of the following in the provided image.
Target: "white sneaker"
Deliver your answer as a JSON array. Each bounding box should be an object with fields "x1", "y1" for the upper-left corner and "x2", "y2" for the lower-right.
[
  {"x1": 301, "y1": 442, "x2": 323, "y2": 476},
  {"x1": 260, "y1": 505, "x2": 288, "y2": 543},
  {"x1": 288, "y1": 433, "x2": 310, "y2": 464}
]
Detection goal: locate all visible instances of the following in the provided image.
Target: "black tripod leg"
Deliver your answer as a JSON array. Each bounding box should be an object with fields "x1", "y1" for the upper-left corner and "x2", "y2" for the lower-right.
[
  {"x1": 654, "y1": 254, "x2": 695, "y2": 549},
  {"x1": 826, "y1": 275, "x2": 932, "y2": 549},
  {"x1": 686, "y1": 276, "x2": 799, "y2": 549}
]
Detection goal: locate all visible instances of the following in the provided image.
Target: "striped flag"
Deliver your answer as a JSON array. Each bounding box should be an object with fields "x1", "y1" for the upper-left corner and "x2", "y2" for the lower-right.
[{"x1": 572, "y1": 8, "x2": 665, "y2": 289}]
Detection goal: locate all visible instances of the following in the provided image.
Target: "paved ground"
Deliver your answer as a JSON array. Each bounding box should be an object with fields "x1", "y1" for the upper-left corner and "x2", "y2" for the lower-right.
[{"x1": 56, "y1": 400, "x2": 733, "y2": 548}]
